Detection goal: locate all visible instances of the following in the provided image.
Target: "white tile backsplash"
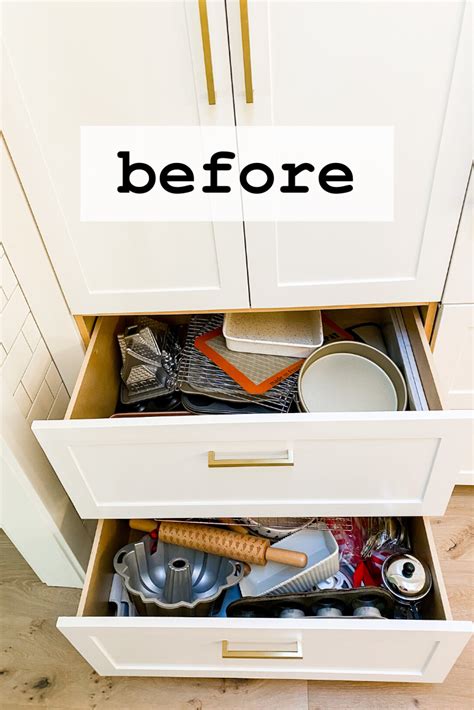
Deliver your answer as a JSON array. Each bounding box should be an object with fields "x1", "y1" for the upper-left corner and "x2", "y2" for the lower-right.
[
  {"x1": 2, "y1": 332, "x2": 32, "y2": 392},
  {"x1": 0, "y1": 252, "x2": 17, "y2": 298},
  {"x1": 45, "y1": 361, "x2": 61, "y2": 396},
  {"x1": 22, "y1": 312, "x2": 41, "y2": 350},
  {"x1": 0, "y1": 250, "x2": 70, "y2": 422},
  {"x1": 14, "y1": 382, "x2": 33, "y2": 417},
  {"x1": 27, "y1": 380, "x2": 55, "y2": 424},
  {"x1": 48, "y1": 383, "x2": 69, "y2": 420},
  {"x1": 0, "y1": 285, "x2": 29, "y2": 351},
  {"x1": 22, "y1": 339, "x2": 52, "y2": 400}
]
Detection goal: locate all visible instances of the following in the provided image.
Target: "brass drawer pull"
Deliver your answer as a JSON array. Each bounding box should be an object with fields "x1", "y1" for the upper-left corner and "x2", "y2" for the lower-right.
[
  {"x1": 208, "y1": 450, "x2": 294, "y2": 468},
  {"x1": 198, "y1": 0, "x2": 216, "y2": 105},
  {"x1": 239, "y1": 0, "x2": 254, "y2": 103},
  {"x1": 222, "y1": 640, "x2": 303, "y2": 659}
]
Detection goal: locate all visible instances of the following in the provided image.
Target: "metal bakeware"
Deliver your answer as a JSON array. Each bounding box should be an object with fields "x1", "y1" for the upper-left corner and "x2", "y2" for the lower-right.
[
  {"x1": 298, "y1": 340, "x2": 407, "y2": 413},
  {"x1": 114, "y1": 535, "x2": 244, "y2": 616}
]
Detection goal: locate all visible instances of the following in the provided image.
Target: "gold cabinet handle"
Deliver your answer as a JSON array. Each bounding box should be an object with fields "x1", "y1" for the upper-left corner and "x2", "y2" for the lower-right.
[
  {"x1": 239, "y1": 0, "x2": 254, "y2": 103},
  {"x1": 198, "y1": 0, "x2": 216, "y2": 105},
  {"x1": 222, "y1": 640, "x2": 302, "y2": 659},
  {"x1": 208, "y1": 450, "x2": 294, "y2": 468}
]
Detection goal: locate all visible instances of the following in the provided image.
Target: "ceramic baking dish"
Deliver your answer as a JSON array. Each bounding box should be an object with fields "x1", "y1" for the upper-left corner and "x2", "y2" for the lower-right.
[{"x1": 223, "y1": 311, "x2": 323, "y2": 357}]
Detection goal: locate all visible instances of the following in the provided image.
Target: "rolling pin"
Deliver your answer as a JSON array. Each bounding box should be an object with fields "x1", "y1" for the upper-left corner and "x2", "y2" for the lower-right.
[{"x1": 129, "y1": 519, "x2": 307, "y2": 568}]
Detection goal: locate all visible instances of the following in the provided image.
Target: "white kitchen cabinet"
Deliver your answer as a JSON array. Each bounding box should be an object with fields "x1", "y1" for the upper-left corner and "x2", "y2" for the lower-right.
[
  {"x1": 227, "y1": 0, "x2": 471, "y2": 307},
  {"x1": 2, "y1": 1, "x2": 249, "y2": 314},
  {"x1": 3, "y1": 1, "x2": 472, "y2": 313},
  {"x1": 443, "y1": 168, "x2": 473, "y2": 304},
  {"x1": 432, "y1": 305, "x2": 474, "y2": 411},
  {"x1": 432, "y1": 304, "x2": 474, "y2": 485}
]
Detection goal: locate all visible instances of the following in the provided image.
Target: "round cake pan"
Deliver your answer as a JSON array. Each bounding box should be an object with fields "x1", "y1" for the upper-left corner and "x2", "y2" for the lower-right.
[{"x1": 298, "y1": 341, "x2": 407, "y2": 413}]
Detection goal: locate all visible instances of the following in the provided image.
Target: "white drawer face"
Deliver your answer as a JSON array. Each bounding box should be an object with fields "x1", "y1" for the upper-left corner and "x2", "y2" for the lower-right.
[
  {"x1": 57, "y1": 518, "x2": 472, "y2": 682},
  {"x1": 33, "y1": 307, "x2": 472, "y2": 518},
  {"x1": 58, "y1": 618, "x2": 470, "y2": 682}
]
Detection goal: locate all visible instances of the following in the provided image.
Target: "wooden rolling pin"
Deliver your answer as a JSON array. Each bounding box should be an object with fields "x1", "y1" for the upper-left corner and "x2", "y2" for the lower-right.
[{"x1": 129, "y1": 519, "x2": 307, "y2": 568}]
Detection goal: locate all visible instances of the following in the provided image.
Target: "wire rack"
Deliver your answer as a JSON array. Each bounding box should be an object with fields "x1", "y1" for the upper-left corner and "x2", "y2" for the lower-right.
[{"x1": 177, "y1": 314, "x2": 298, "y2": 412}]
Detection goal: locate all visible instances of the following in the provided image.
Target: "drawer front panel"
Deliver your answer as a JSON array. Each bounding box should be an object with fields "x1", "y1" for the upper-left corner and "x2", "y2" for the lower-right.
[
  {"x1": 33, "y1": 412, "x2": 472, "y2": 518},
  {"x1": 58, "y1": 617, "x2": 471, "y2": 682}
]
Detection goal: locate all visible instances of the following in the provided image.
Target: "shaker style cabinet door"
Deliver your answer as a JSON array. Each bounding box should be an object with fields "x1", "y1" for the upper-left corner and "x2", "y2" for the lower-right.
[
  {"x1": 432, "y1": 304, "x2": 474, "y2": 410},
  {"x1": 2, "y1": 1, "x2": 250, "y2": 314},
  {"x1": 227, "y1": 0, "x2": 471, "y2": 308}
]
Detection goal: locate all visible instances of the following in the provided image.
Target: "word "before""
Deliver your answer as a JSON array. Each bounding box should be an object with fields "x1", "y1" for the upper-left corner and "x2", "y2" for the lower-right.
[{"x1": 117, "y1": 151, "x2": 354, "y2": 196}]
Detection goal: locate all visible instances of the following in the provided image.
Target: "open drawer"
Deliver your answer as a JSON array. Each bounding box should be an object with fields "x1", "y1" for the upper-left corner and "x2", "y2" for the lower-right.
[
  {"x1": 58, "y1": 517, "x2": 472, "y2": 682},
  {"x1": 33, "y1": 307, "x2": 472, "y2": 518}
]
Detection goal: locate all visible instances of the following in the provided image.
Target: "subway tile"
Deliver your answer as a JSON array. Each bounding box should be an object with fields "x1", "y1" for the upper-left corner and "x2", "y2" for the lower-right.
[
  {"x1": 45, "y1": 361, "x2": 62, "y2": 396},
  {"x1": 1, "y1": 333, "x2": 32, "y2": 392},
  {"x1": 13, "y1": 382, "x2": 32, "y2": 418},
  {"x1": 22, "y1": 313, "x2": 41, "y2": 350},
  {"x1": 0, "y1": 286, "x2": 29, "y2": 351},
  {"x1": 27, "y1": 380, "x2": 54, "y2": 424},
  {"x1": 0, "y1": 254, "x2": 17, "y2": 298},
  {"x1": 21, "y1": 339, "x2": 51, "y2": 400},
  {"x1": 48, "y1": 383, "x2": 69, "y2": 420}
]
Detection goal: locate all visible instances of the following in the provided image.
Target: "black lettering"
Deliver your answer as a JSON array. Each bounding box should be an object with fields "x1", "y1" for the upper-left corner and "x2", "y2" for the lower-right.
[
  {"x1": 203, "y1": 151, "x2": 235, "y2": 193},
  {"x1": 280, "y1": 163, "x2": 315, "y2": 193},
  {"x1": 117, "y1": 151, "x2": 156, "y2": 194},
  {"x1": 159, "y1": 163, "x2": 194, "y2": 194},
  {"x1": 240, "y1": 162, "x2": 274, "y2": 194},
  {"x1": 318, "y1": 162, "x2": 353, "y2": 194}
]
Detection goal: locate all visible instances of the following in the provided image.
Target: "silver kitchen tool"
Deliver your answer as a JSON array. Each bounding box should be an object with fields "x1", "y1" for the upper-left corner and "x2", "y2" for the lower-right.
[
  {"x1": 381, "y1": 553, "x2": 432, "y2": 618},
  {"x1": 114, "y1": 535, "x2": 244, "y2": 616},
  {"x1": 361, "y1": 517, "x2": 409, "y2": 559},
  {"x1": 243, "y1": 517, "x2": 317, "y2": 540},
  {"x1": 118, "y1": 317, "x2": 182, "y2": 403}
]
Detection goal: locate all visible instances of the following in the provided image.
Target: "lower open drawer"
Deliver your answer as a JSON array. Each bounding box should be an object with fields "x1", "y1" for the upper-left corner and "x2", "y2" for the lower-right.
[{"x1": 58, "y1": 518, "x2": 472, "y2": 682}]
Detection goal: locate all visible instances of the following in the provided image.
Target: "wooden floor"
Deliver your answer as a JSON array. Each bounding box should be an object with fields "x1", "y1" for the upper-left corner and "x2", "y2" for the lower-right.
[{"x1": 1, "y1": 488, "x2": 472, "y2": 709}]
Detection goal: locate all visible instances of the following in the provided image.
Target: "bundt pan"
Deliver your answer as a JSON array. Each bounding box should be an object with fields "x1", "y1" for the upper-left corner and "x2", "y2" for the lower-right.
[{"x1": 113, "y1": 535, "x2": 244, "y2": 616}]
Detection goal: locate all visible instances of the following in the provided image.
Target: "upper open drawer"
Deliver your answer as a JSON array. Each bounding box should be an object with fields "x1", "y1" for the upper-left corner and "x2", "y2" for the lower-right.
[{"x1": 32, "y1": 307, "x2": 472, "y2": 519}]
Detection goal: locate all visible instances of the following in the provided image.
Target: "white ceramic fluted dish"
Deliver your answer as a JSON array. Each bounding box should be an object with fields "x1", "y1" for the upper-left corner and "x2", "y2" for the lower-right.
[
  {"x1": 239, "y1": 529, "x2": 339, "y2": 597},
  {"x1": 298, "y1": 340, "x2": 407, "y2": 413}
]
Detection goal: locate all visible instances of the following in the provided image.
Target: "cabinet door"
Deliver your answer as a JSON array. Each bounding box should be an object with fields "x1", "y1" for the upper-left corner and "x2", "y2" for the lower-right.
[
  {"x1": 433, "y1": 305, "x2": 474, "y2": 410},
  {"x1": 227, "y1": 0, "x2": 471, "y2": 308},
  {"x1": 3, "y1": 1, "x2": 250, "y2": 314},
  {"x1": 443, "y1": 168, "x2": 473, "y2": 304}
]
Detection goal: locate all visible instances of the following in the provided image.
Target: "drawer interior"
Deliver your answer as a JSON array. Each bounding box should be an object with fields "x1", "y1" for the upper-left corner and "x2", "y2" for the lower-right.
[
  {"x1": 77, "y1": 517, "x2": 451, "y2": 623},
  {"x1": 66, "y1": 306, "x2": 442, "y2": 421}
]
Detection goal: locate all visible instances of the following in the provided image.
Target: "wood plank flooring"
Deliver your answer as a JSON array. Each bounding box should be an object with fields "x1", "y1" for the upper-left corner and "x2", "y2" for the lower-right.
[{"x1": 0, "y1": 488, "x2": 472, "y2": 709}]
